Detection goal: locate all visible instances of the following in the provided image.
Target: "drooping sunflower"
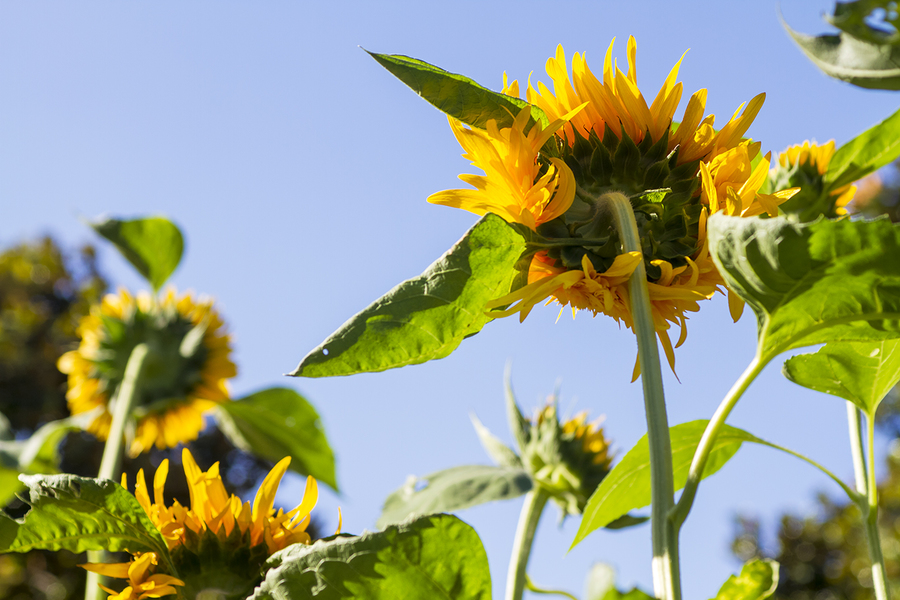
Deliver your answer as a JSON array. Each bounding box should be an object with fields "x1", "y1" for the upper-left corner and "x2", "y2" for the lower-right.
[
  {"x1": 429, "y1": 38, "x2": 797, "y2": 372},
  {"x1": 767, "y1": 139, "x2": 856, "y2": 220},
  {"x1": 82, "y1": 448, "x2": 331, "y2": 600},
  {"x1": 58, "y1": 287, "x2": 237, "y2": 456}
]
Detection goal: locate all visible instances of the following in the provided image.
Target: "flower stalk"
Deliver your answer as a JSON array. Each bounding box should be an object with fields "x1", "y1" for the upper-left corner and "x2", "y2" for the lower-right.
[
  {"x1": 602, "y1": 192, "x2": 680, "y2": 600},
  {"x1": 506, "y1": 487, "x2": 550, "y2": 600},
  {"x1": 85, "y1": 342, "x2": 149, "y2": 600}
]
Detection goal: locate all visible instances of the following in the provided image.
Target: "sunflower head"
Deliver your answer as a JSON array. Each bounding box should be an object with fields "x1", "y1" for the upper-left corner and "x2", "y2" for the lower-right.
[
  {"x1": 431, "y1": 38, "x2": 792, "y2": 372},
  {"x1": 83, "y1": 448, "x2": 329, "y2": 600},
  {"x1": 767, "y1": 140, "x2": 855, "y2": 220},
  {"x1": 58, "y1": 287, "x2": 237, "y2": 455},
  {"x1": 519, "y1": 400, "x2": 613, "y2": 516}
]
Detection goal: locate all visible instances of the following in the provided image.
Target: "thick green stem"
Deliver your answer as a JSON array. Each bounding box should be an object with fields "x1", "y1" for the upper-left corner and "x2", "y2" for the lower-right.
[
  {"x1": 847, "y1": 403, "x2": 868, "y2": 495},
  {"x1": 602, "y1": 192, "x2": 680, "y2": 600},
  {"x1": 864, "y1": 414, "x2": 891, "y2": 600},
  {"x1": 506, "y1": 487, "x2": 550, "y2": 600},
  {"x1": 85, "y1": 343, "x2": 149, "y2": 600},
  {"x1": 672, "y1": 353, "x2": 767, "y2": 529}
]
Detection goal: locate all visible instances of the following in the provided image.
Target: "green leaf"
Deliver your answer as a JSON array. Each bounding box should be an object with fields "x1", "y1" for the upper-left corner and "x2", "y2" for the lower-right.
[
  {"x1": 825, "y1": 105, "x2": 900, "y2": 190},
  {"x1": 250, "y1": 513, "x2": 491, "y2": 600},
  {"x1": 711, "y1": 559, "x2": 779, "y2": 600},
  {"x1": 292, "y1": 214, "x2": 526, "y2": 377},
  {"x1": 215, "y1": 387, "x2": 337, "y2": 491},
  {"x1": 784, "y1": 22, "x2": 900, "y2": 90},
  {"x1": 603, "y1": 514, "x2": 650, "y2": 530},
  {"x1": 0, "y1": 418, "x2": 83, "y2": 507},
  {"x1": 90, "y1": 216, "x2": 184, "y2": 291},
  {"x1": 377, "y1": 465, "x2": 532, "y2": 529},
  {"x1": 470, "y1": 414, "x2": 521, "y2": 468},
  {"x1": 0, "y1": 474, "x2": 171, "y2": 564},
  {"x1": 367, "y1": 51, "x2": 549, "y2": 131},
  {"x1": 783, "y1": 339, "x2": 900, "y2": 416},
  {"x1": 573, "y1": 421, "x2": 762, "y2": 547},
  {"x1": 707, "y1": 214, "x2": 900, "y2": 361}
]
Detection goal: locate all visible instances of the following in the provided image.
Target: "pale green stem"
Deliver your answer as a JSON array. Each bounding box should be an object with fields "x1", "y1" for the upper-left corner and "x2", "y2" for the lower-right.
[
  {"x1": 601, "y1": 192, "x2": 680, "y2": 600},
  {"x1": 85, "y1": 343, "x2": 149, "y2": 600},
  {"x1": 847, "y1": 403, "x2": 868, "y2": 496},
  {"x1": 525, "y1": 575, "x2": 580, "y2": 600},
  {"x1": 506, "y1": 487, "x2": 550, "y2": 600},
  {"x1": 863, "y1": 414, "x2": 891, "y2": 600},
  {"x1": 672, "y1": 353, "x2": 767, "y2": 529}
]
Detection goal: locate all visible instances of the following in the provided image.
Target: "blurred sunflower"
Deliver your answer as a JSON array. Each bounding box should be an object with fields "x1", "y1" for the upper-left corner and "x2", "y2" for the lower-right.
[
  {"x1": 767, "y1": 139, "x2": 856, "y2": 220},
  {"x1": 58, "y1": 288, "x2": 236, "y2": 456},
  {"x1": 82, "y1": 448, "x2": 331, "y2": 600},
  {"x1": 430, "y1": 38, "x2": 797, "y2": 372}
]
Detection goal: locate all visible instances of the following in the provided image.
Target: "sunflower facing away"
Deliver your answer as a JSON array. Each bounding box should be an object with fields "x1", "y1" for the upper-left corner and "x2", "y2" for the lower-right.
[
  {"x1": 82, "y1": 448, "x2": 332, "y2": 600},
  {"x1": 428, "y1": 38, "x2": 797, "y2": 373},
  {"x1": 58, "y1": 288, "x2": 237, "y2": 456}
]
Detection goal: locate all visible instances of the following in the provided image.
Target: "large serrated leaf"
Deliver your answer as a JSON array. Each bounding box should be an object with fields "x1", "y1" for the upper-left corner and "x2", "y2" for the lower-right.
[
  {"x1": 250, "y1": 513, "x2": 491, "y2": 600},
  {"x1": 711, "y1": 558, "x2": 779, "y2": 600},
  {"x1": 292, "y1": 214, "x2": 526, "y2": 377},
  {"x1": 825, "y1": 105, "x2": 900, "y2": 190},
  {"x1": 783, "y1": 339, "x2": 900, "y2": 416},
  {"x1": 785, "y1": 22, "x2": 900, "y2": 90},
  {"x1": 377, "y1": 465, "x2": 532, "y2": 529},
  {"x1": 707, "y1": 214, "x2": 900, "y2": 361},
  {"x1": 572, "y1": 421, "x2": 757, "y2": 548},
  {"x1": 215, "y1": 387, "x2": 337, "y2": 491},
  {"x1": 0, "y1": 474, "x2": 171, "y2": 566},
  {"x1": 91, "y1": 216, "x2": 184, "y2": 291},
  {"x1": 368, "y1": 51, "x2": 548, "y2": 131}
]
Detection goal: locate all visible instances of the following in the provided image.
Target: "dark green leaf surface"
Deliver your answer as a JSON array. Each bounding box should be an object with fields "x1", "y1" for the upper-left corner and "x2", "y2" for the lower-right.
[
  {"x1": 377, "y1": 465, "x2": 532, "y2": 529},
  {"x1": 470, "y1": 415, "x2": 521, "y2": 468},
  {"x1": 292, "y1": 214, "x2": 526, "y2": 377},
  {"x1": 0, "y1": 474, "x2": 170, "y2": 562},
  {"x1": 368, "y1": 51, "x2": 548, "y2": 131},
  {"x1": 785, "y1": 24, "x2": 900, "y2": 90},
  {"x1": 711, "y1": 559, "x2": 779, "y2": 600},
  {"x1": 91, "y1": 216, "x2": 184, "y2": 291},
  {"x1": 216, "y1": 387, "x2": 337, "y2": 491},
  {"x1": 707, "y1": 214, "x2": 900, "y2": 361},
  {"x1": 825, "y1": 105, "x2": 900, "y2": 190},
  {"x1": 250, "y1": 514, "x2": 491, "y2": 600},
  {"x1": 573, "y1": 421, "x2": 761, "y2": 547},
  {"x1": 783, "y1": 339, "x2": 900, "y2": 416}
]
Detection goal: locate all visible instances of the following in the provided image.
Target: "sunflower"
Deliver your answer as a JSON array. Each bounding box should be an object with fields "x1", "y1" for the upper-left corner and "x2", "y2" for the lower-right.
[
  {"x1": 430, "y1": 38, "x2": 797, "y2": 372},
  {"x1": 82, "y1": 448, "x2": 331, "y2": 600},
  {"x1": 767, "y1": 139, "x2": 856, "y2": 219},
  {"x1": 58, "y1": 287, "x2": 237, "y2": 456}
]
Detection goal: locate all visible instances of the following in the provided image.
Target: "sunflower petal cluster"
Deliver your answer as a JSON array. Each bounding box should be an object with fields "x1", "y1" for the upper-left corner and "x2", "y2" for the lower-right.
[
  {"x1": 767, "y1": 140, "x2": 856, "y2": 220},
  {"x1": 58, "y1": 287, "x2": 236, "y2": 455},
  {"x1": 83, "y1": 449, "x2": 329, "y2": 600},
  {"x1": 430, "y1": 38, "x2": 799, "y2": 371}
]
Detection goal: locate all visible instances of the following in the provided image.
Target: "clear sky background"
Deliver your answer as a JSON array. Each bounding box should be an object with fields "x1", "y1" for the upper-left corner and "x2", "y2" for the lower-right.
[{"x1": 3, "y1": 1, "x2": 899, "y2": 598}]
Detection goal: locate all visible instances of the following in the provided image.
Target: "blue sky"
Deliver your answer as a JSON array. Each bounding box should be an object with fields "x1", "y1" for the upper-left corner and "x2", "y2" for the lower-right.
[{"x1": 3, "y1": 1, "x2": 899, "y2": 598}]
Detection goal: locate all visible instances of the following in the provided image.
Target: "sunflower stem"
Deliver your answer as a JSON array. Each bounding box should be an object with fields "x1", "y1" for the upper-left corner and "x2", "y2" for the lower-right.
[
  {"x1": 601, "y1": 191, "x2": 680, "y2": 600},
  {"x1": 85, "y1": 342, "x2": 149, "y2": 600},
  {"x1": 859, "y1": 412, "x2": 891, "y2": 600},
  {"x1": 505, "y1": 487, "x2": 550, "y2": 600}
]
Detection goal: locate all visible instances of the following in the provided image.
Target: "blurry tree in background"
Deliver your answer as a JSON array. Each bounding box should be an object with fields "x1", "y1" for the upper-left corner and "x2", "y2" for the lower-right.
[
  {"x1": 0, "y1": 236, "x2": 280, "y2": 600},
  {"x1": 731, "y1": 166, "x2": 900, "y2": 600}
]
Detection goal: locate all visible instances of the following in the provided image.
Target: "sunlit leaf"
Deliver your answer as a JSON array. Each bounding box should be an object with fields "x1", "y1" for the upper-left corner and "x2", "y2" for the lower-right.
[
  {"x1": 783, "y1": 339, "x2": 900, "y2": 416},
  {"x1": 377, "y1": 465, "x2": 532, "y2": 529},
  {"x1": 711, "y1": 558, "x2": 779, "y2": 600},
  {"x1": 0, "y1": 474, "x2": 170, "y2": 563},
  {"x1": 215, "y1": 387, "x2": 337, "y2": 491},
  {"x1": 825, "y1": 105, "x2": 900, "y2": 190},
  {"x1": 367, "y1": 51, "x2": 549, "y2": 131},
  {"x1": 470, "y1": 414, "x2": 521, "y2": 468},
  {"x1": 292, "y1": 214, "x2": 526, "y2": 377},
  {"x1": 572, "y1": 421, "x2": 757, "y2": 547},
  {"x1": 91, "y1": 216, "x2": 184, "y2": 291},
  {"x1": 251, "y1": 514, "x2": 491, "y2": 600},
  {"x1": 0, "y1": 418, "x2": 83, "y2": 507},
  {"x1": 707, "y1": 214, "x2": 900, "y2": 362}
]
